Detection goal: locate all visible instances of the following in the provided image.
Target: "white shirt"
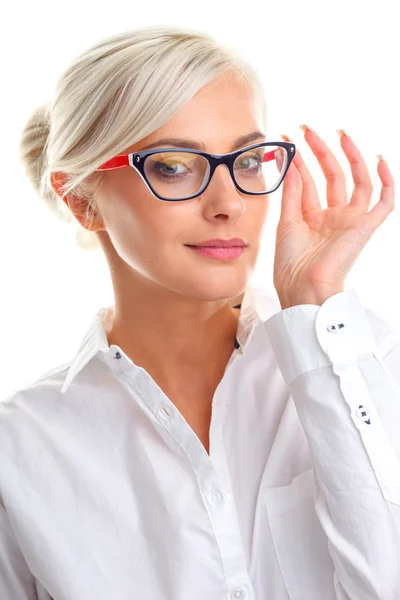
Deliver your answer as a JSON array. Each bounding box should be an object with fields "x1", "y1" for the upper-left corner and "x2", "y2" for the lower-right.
[{"x1": 1, "y1": 283, "x2": 400, "y2": 600}]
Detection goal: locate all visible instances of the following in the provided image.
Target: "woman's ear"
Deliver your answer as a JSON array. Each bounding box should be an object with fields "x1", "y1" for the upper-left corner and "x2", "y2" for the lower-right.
[
  {"x1": 50, "y1": 171, "x2": 86, "y2": 214},
  {"x1": 50, "y1": 171, "x2": 105, "y2": 232},
  {"x1": 50, "y1": 171, "x2": 68, "y2": 201}
]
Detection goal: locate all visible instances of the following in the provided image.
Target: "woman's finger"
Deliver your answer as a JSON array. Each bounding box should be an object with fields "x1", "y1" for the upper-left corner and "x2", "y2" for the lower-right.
[
  {"x1": 365, "y1": 157, "x2": 395, "y2": 229},
  {"x1": 337, "y1": 131, "x2": 374, "y2": 211},
  {"x1": 281, "y1": 134, "x2": 321, "y2": 214},
  {"x1": 279, "y1": 151, "x2": 303, "y2": 222},
  {"x1": 299, "y1": 125, "x2": 348, "y2": 208}
]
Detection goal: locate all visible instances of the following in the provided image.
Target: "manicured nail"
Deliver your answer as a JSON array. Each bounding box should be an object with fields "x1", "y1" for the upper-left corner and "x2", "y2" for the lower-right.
[
  {"x1": 299, "y1": 124, "x2": 314, "y2": 133},
  {"x1": 336, "y1": 129, "x2": 350, "y2": 137},
  {"x1": 376, "y1": 154, "x2": 386, "y2": 164}
]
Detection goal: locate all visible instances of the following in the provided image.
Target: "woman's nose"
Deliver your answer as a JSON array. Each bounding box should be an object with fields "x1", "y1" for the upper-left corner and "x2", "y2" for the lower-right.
[{"x1": 207, "y1": 163, "x2": 238, "y2": 194}]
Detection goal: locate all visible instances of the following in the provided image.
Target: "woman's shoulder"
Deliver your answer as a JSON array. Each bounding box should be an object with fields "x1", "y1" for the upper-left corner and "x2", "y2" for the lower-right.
[{"x1": 0, "y1": 362, "x2": 71, "y2": 432}]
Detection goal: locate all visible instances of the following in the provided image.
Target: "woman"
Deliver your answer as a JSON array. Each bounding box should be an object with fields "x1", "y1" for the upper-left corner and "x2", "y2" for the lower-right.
[{"x1": 1, "y1": 24, "x2": 399, "y2": 600}]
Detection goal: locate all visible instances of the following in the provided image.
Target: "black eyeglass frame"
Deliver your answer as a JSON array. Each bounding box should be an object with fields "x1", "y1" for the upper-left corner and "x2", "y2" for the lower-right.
[{"x1": 125, "y1": 141, "x2": 296, "y2": 201}]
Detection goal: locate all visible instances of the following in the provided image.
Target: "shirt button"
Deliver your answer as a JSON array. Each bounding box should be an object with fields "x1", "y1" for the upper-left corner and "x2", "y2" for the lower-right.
[
  {"x1": 326, "y1": 320, "x2": 345, "y2": 333},
  {"x1": 230, "y1": 588, "x2": 246, "y2": 599},
  {"x1": 156, "y1": 405, "x2": 172, "y2": 423},
  {"x1": 105, "y1": 345, "x2": 130, "y2": 371},
  {"x1": 356, "y1": 405, "x2": 371, "y2": 423},
  {"x1": 206, "y1": 488, "x2": 223, "y2": 508}
]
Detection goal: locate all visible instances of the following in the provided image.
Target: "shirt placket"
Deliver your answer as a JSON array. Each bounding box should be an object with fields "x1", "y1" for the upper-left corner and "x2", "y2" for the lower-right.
[{"x1": 111, "y1": 349, "x2": 256, "y2": 600}]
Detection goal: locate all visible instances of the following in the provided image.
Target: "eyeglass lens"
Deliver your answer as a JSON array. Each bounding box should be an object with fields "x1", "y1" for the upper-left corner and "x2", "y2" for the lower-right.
[{"x1": 143, "y1": 145, "x2": 288, "y2": 200}]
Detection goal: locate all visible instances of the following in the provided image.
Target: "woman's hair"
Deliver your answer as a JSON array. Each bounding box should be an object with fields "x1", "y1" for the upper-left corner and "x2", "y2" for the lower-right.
[{"x1": 19, "y1": 25, "x2": 267, "y2": 250}]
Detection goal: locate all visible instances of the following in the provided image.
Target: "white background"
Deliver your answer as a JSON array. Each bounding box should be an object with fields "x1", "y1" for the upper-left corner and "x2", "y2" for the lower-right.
[{"x1": 1, "y1": 0, "x2": 399, "y2": 399}]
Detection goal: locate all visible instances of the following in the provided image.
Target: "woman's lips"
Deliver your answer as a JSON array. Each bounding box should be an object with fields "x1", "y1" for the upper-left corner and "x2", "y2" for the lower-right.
[{"x1": 185, "y1": 245, "x2": 245, "y2": 260}]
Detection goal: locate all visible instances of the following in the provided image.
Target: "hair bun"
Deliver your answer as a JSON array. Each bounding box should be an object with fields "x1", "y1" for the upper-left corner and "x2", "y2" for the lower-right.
[
  {"x1": 19, "y1": 103, "x2": 73, "y2": 224},
  {"x1": 19, "y1": 104, "x2": 50, "y2": 192}
]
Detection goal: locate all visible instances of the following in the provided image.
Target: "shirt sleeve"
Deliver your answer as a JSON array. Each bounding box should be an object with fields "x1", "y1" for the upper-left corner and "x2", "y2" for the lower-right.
[
  {"x1": 264, "y1": 288, "x2": 400, "y2": 600},
  {"x1": 0, "y1": 500, "x2": 38, "y2": 600}
]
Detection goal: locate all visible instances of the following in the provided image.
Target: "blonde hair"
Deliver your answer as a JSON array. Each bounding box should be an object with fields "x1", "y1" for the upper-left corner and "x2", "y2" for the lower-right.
[{"x1": 19, "y1": 25, "x2": 267, "y2": 251}]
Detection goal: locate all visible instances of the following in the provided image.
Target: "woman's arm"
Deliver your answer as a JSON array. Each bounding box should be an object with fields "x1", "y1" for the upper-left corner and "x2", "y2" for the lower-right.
[
  {"x1": 264, "y1": 289, "x2": 400, "y2": 600},
  {"x1": 0, "y1": 499, "x2": 38, "y2": 600}
]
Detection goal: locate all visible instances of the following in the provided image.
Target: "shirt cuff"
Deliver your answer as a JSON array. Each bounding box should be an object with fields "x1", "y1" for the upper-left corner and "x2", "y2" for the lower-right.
[{"x1": 263, "y1": 288, "x2": 377, "y2": 385}]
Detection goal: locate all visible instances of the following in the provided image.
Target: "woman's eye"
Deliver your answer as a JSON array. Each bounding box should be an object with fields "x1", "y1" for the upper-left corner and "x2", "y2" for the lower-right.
[
  {"x1": 238, "y1": 154, "x2": 261, "y2": 169},
  {"x1": 156, "y1": 161, "x2": 186, "y2": 174}
]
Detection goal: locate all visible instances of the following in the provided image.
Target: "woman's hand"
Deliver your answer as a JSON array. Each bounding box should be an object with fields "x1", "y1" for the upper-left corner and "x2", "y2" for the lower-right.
[{"x1": 273, "y1": 126, "x2": 395, "y2": 310}]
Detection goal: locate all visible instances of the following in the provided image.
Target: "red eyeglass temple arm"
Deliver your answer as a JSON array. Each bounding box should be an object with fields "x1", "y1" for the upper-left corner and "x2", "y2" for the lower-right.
[
  {"x1": 97, "y1": 155, "x2": 130, "y2": 171},
  {"x1": 96, "y1": 149, "x2": 277, "y2": 171}
]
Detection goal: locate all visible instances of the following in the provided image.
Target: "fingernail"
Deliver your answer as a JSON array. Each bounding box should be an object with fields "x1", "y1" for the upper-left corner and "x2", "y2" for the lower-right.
[
  {"x1": 299, "y1": 124, "x2": 314, "y2": 133},
  {"x1": 281, "y1": 134, "x2": 293, "y2": 142},
  {"x1": 376, "y1": 154, "x2": 386, "y2": 164},
  {"x1": 336, "y1": 129, "x2": 350, "y2": 137}
]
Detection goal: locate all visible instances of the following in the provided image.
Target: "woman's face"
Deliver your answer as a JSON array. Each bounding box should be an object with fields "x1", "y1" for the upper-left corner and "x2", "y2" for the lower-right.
[{"x1": 94, "y1": 72, "x2": 270, "y2": 303}]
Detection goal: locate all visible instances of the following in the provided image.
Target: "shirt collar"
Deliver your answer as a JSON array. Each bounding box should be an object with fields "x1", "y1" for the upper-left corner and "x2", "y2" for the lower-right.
[{"x1": 60, "y1": 282, "x2": 279, "y2": 394}]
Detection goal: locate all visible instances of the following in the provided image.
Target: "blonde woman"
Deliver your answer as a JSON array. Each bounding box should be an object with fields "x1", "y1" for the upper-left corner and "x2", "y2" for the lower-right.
[{"x1": 1, "y1": 24, "x2": 399, "y2": 600}]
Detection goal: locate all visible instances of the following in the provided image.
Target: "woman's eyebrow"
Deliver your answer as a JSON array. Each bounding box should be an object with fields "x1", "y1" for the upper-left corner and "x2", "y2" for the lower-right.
[{"x1": 139, "y1": 131, "x2": 266, "y2": 152}]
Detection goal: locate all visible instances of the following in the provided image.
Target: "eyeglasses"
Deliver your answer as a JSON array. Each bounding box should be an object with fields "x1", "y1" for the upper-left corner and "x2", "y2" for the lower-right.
[{"x1": 96, "y1": 141, "x2": 296, "y2": 202}]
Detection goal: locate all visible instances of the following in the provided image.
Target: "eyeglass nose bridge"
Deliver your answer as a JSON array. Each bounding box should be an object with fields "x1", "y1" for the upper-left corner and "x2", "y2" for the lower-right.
[{"x1": 201, "y1": 152, "x2": 239, "y2": 195}]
